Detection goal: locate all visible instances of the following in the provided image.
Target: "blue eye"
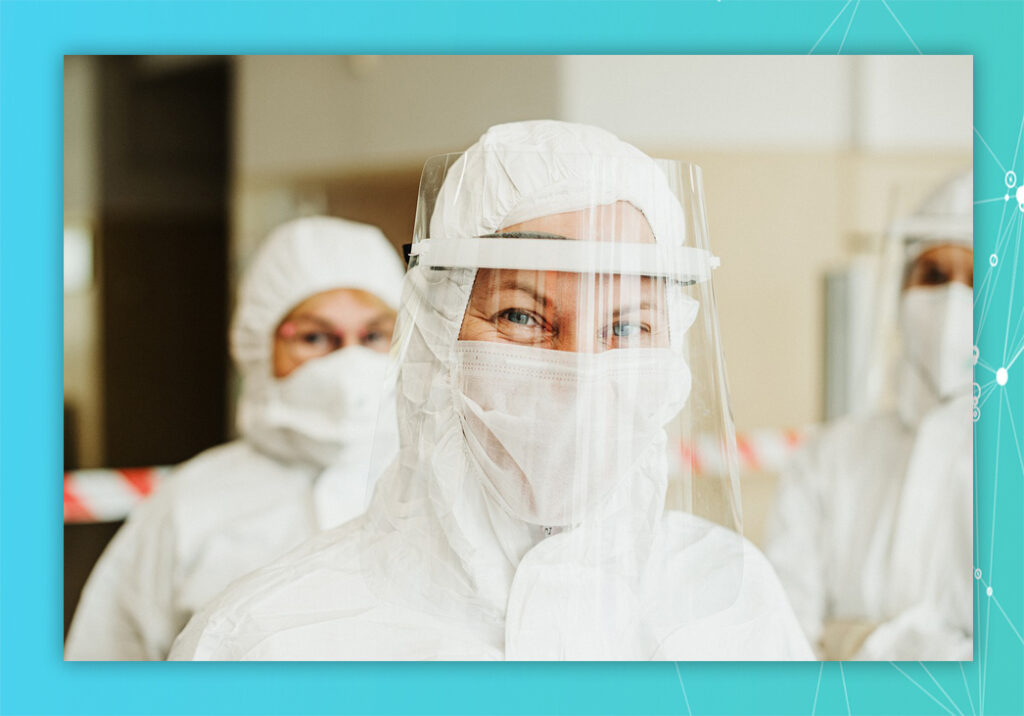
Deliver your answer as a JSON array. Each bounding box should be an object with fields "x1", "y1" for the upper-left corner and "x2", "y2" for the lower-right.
[
  {"x1": 612, "y1": 322, "x2": 642, "y2": 337},
  {"x1": 501, "y1": 309, "x2": 536, "y2": 326}
]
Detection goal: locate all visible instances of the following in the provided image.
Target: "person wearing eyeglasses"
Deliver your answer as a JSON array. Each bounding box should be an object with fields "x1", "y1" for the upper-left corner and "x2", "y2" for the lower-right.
[{"x1": 65, "y1": 216, "x2": 405, "y2": 660}]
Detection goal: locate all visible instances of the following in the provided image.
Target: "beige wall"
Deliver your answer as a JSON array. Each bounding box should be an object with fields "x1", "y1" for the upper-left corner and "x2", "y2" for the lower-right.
[
  {"x1": 562, "y1": 56, "x2": 855, "y2": 150},
  {"x1": 235, "y1": 55, "x2": 562, "y2": 180},
  {"x1": 676, "y1": 149, "x2": 969, "y2": 431},
  {"x1": 231, "y1": 54, "x2": 563, "y2": 285}
]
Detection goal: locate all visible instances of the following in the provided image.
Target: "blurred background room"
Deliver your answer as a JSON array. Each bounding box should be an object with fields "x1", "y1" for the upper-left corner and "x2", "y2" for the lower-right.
[{"x1": 63, "y1": 55, "x2": 971, "y2": 633}]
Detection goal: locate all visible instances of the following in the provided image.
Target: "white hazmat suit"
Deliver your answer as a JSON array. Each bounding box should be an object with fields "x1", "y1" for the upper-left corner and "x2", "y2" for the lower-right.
[
  {"x1": 171, "y1": 122, "x2": 812, "y2": 661},
  {"x1": 65, "y1": 217, "x2": 406, "y2": 660},
  {"x1": 765, "y1": 171, "x2": 974, "y2": 660}
]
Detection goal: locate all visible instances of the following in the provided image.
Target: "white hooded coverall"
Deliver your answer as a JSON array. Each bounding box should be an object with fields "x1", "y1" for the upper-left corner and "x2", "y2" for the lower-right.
[
  {"x1": 65, "y1": 217, "x2": 406, "y2": 660},
  {"x1": 764, "y1": 171, "x2": 974, "y2": 660},
  {"x1": 170, "y1": 122, "x2": 813, "y2": 661}
]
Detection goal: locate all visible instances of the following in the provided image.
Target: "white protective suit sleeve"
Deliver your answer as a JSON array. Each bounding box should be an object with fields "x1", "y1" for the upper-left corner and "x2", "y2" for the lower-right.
[
  {"x1": 856, "y1": 396, "x2": 974, "y2": 660},
  {"x1": 65, "y1": 442, "x2": 340, "y2": 661},
  {"x1": 763, "y1": 440, "x2": 828, "y2": 653},
  {"x1": 855, "y1": 604, "x2": 972, "y2": 660},
  {"x1": 64, "y1": 481, "x2": 185, "y2": 660},
  {"x1": 765, "y1": 405, "x2": 972, "y2": 661}
]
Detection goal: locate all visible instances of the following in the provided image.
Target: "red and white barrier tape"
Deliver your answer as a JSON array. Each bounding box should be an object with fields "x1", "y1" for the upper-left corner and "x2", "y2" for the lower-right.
[
  {"x1": 64, "y1": 467, "x2": 171, "y2": 524},
  {"x1": 64, "y1": 428, "x2": 809, "y2": 524},
  {"x1": 678, "y1": 427, "x2": 807, "y2": 475}
]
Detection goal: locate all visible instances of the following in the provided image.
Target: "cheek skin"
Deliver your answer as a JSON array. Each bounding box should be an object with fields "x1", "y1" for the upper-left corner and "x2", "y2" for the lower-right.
[{"x1": 272, "y1": 337, "x2": 301, "y2": 378}]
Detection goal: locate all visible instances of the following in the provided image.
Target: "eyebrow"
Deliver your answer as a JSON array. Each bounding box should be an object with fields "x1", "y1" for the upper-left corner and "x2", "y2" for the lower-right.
[
  {"x1": 611, "y1": 302, "x2": 654, "y2": 316},
  {"x1": 496, "y1": 277, "x2": 551, "y2": 307},
  {"x1": 288, "y1": 311, "x2": 394, "y2": 331},
  {"x1": 493, "y1": 280, "x2": 659, "y2": 317},
  {"x1": 481, "y1": 231, "x2": 571, "y2": 240}
]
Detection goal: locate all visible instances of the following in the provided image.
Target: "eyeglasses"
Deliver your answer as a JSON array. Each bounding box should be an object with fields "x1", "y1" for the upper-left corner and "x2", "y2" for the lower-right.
[{"x1": 276, "y1": 317, "x2": 394, "y2": 360}]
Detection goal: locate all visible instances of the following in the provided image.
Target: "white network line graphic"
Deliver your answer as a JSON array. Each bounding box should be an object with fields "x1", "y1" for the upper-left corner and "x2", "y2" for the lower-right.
[
  {"x1": 673, "y1": 662, "x2": 693, "y2": 716},
  {"x1": 780, "y1": 3, "x2": 1024, "y2": 716}
]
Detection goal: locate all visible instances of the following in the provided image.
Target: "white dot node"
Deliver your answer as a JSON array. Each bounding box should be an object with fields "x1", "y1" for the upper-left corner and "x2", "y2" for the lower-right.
[
  {"x1": 1005, "y1": 194, "x2": 1011, "y2": 202},
  {"x1": 996, "y1": 367, "x2": 1008, "y2": 386},
  {"x1": 972, "y1": 407, "x2": 981, "y2": 422},
  {"x1": 987, "y1": 586, "x2": 993, "y2": 596},
  {"x1": 975, "y1": 568, "x2": 982, "y2": 579},
  {"x1": 1017, "y1": 186, "x2": 1024, "y2": 203},
  {"x1": 990, "y1": 254, "x2": 998, "y2": 266},
  {"x1": 1007, "y1": 170, "x2": 1018, "y2": 187},
  {"x1": 972, "y1": 345, "x2": 979, "y2": 365}
]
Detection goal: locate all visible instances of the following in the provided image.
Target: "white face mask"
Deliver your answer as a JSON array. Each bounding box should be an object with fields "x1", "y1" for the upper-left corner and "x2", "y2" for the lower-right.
[
  {"x1": 452, "y1": 341, "x2": 691, "y2": 527},
  {"x1": 239, "y1": 346, "x2": 393, "y2": 468},
  {"x1": 899, "y1": 283, "x2": 974, "y2": 403}
]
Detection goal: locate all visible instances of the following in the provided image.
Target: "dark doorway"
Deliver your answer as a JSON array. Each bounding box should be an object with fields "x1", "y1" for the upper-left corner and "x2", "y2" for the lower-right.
[
  {"x1": 65, "y1": 56, "x2": 232, "y2": 637},
  {"x1": 98, "y1": 56, "x2": 231, "y2": 467}
]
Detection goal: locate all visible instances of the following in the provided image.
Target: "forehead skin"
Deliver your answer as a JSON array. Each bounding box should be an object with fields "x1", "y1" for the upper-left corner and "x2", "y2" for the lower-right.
[
  {"x1": 498, "y1": 201, "x2": 655, "y2": 244},
  {"x1": 280, "y1": 287, "x2": 392, "y2": 330}
]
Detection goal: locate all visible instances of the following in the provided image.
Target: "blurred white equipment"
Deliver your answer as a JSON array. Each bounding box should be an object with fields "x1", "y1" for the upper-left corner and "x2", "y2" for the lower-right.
[
  {"x1": 765, "y1": 170, "x2": 973, "y2": 660},
  {"x1": 65, "y1": 216, "x2": 406, "y2": 660},
  {"x1": 171, "y1": 120, "x2": 811, "y2": 661}
]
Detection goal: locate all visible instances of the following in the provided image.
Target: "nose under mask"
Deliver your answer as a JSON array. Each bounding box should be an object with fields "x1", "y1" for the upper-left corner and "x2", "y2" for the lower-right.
[
  {"x1": 452, "y1": 341, "x2": 691, "y2": 527},
  {"x1": 239, "y1": 346, "x2": 394, "y2": 469},
  {"x1": 899, "y1": 282, "x2": 974, "y2": 406}
]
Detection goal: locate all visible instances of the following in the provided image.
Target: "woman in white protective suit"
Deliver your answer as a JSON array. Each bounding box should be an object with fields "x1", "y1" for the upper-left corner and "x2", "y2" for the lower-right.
[
  {"x1": 764, "y1": 171, "x2": 974, "y2": 660},
  {"x1": 65, "y1": 216, "x2": 406, "y2": 660},
  {"x1": 170, "y1": 120, "x2": 813, "y2": 660}
]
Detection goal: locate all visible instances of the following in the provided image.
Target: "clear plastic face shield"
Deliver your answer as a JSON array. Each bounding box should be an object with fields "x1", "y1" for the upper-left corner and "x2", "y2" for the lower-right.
[
  {"x1": 365, "y1": 142, "x2": 745, "y2": 646},
  {"x1": 859, "y1": 177, "x2": 974, "y2": 423},
  {"x1": 408, "y1": 151, "x2": 741, "y2": 532}
]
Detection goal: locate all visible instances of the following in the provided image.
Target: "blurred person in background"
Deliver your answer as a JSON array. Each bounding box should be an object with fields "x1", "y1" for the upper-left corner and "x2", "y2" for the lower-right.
[
  {"x1": 170, "y1": 120, "x2": 812, "y2": 661},
  {"x1": 65, "y1": 216, "x2": 406, "y2": 659},
  {"x1": 765, "y1": 171, "x2": 973, "y2": 660}
]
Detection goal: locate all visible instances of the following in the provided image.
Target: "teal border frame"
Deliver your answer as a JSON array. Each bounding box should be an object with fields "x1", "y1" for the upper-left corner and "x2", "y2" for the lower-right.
[{"x1": 2, "y1": 1, "x2": 1022, "y2": 714}]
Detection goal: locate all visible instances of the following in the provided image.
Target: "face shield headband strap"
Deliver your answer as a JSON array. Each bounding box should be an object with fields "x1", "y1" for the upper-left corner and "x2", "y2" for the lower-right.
[
  {"x1": 406, "y1": 237, "x2": 720, "y2": 285},
  {"x1": 889, "y1": 216, "x2": 973, "y2": 247}
]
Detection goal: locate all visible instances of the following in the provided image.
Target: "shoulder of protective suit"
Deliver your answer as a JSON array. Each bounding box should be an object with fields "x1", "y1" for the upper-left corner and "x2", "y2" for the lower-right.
[
  {"x1": 169, "y1": 440, "x2": 269, "y2": 479},
  {"x1": 653, "y1": 511, "x2": 779, "y2": 588},
  {"x1": 161, "y1": 440, "x2": 315, "y2": 498},
  {"x1": 140, "y1": 440, "x2": 319, "y2": 543},
  {"x1": 654, "y1": 511, "x2": 734, "y2": 555},
  {"x1": 648, "y1": 513, "x2": 814, "y2": 659},
  {"x1": 171, "y1": 517, "x2": 370, "y2": 659}
]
